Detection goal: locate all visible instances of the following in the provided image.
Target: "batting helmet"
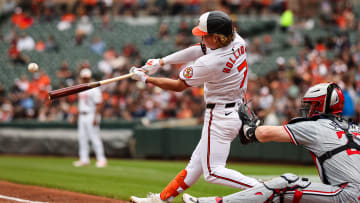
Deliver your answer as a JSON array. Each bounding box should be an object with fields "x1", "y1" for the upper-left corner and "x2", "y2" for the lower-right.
[
  {"x1": 301, "y1": 83, "x2": 344, "y2": 117},
  {"x1": 192, "y1": 11, "x2": 233, "y2": 36}
]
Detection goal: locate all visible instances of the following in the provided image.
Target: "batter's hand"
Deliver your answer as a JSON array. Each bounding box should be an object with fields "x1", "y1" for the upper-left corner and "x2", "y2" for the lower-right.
[
  {"x1": 238, "y1": 103, "x2": 261, "y2": 144},
  {"x1": 142, "y1": 59, "x2": 162, "y2": 75},
  {"x1": 130, "y1": 67, "x2": 148, "y2": 83}
]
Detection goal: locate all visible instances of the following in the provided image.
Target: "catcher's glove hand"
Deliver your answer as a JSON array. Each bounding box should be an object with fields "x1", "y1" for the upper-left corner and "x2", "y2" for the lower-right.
[{"x1": 238, "y1": 103, "x2": 261, "y2": 145}]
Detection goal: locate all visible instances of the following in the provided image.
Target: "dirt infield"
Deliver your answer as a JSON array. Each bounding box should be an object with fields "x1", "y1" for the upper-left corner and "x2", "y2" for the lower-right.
[{"x1": 0, "y1": 181, "x2": 128, "y2": 203}]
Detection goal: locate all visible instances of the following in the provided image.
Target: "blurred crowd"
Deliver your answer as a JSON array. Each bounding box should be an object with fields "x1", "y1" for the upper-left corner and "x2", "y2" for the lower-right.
[
  {"x1": 2, "y1": 0, "x2": 291, "y2": 20},
  {"x1": 0, "y1": 0, "x2": 360, "y2": 125}
]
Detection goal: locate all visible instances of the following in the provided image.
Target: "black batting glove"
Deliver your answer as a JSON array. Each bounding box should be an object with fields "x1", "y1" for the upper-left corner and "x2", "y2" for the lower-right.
[{"x1": 238, "y1": 103, "x2": 261, "y2": 145}]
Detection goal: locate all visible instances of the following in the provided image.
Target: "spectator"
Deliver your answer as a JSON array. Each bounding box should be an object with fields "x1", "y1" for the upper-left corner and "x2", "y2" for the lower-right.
[
  {"x1": 158, "y1": 23, "x2": 170, "y2": 41},
  {"x1": 4, "y1": 28, "x2": 17, "y2": 43},
  {"x1": 0, "y1": 101, "x2": 14, "y2": 122},
  {"x1": 45, "y1": 35, "x2": 59, "y2": 52},
  {"x1": 280, "y1": 9, "x2": 294, "y2": 32},
  {"x1": 57, "y1": 12, "x2": 75, "y2": 31},
  {"x1": 259, "y1": 86, "x2": 274, "y2": 110},
  {"x1": 19, "y1": 92, "x2": 34, "y2": 112},
  {"x1": 11, "y1": 7, "x2": 33, "y2": 29},
  {"x1": 175, "y1": 21, "x2": 193, "y2": 49},
  {"x1": 8, "y1": 40, "x2": 29, "y2": 65},
  {"x1": 176, "y1": 102, "x2": 192, "y2": 119},
  {"x1": 342, "y1": 82, "x2": 355, "y2": 119},
  {"x1": 75, "y1": 15, "x2": 94, "y2": 45},
  {"x1": 90, "y1": 36, "x2": 106, "y2": 55},
  {"x1": 56, "y1": 61, "x2": 74, "y2": 81},
  {"x1": 17, "y1": 33, "x2": 35, "y2": 51},
  {"x1": 27, "y1": 71, "x2": 51, "y2": 102},
  {"x1": 97, "y1": 58, "x2": 112, "y2": 75},
  {"x1": 35, "y1": 39, "x2": 46, "y2": 52},
  {"x1": 3, "y1": 0, "x2": 16, "y2": 13},
  {"x1": 14, "y1": 75, "x2": 30, "y2": 92}
]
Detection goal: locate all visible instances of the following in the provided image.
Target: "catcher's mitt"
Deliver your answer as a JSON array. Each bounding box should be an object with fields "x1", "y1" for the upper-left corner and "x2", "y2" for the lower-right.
[{"x1": 238, "y1": 103, "x2": 261, "y2": 145}]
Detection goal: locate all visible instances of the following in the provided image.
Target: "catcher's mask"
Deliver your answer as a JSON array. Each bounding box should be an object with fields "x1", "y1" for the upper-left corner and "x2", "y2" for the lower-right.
[{"x1": 300, "y1": 83, "x2": 344, "y2": 117}]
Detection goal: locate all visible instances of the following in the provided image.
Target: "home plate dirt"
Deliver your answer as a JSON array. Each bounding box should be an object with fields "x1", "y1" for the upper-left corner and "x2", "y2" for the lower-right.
[{"x1": 0, "y1": 181, "x2": 127, "y2": 203}]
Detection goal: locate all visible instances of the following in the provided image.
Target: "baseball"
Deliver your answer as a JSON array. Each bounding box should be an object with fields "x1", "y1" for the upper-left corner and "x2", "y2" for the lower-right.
[{"x1": 28, "y1": 63, "x2": 39, "y2": 73}]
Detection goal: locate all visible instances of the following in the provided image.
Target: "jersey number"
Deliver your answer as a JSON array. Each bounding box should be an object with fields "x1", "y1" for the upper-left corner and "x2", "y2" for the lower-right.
[
  {"x1": 237, "y1": 60, "x2": 248, "y2": 88},
  {"x1": 336, "y1": 131, "x2": 360, "y2": 155}
]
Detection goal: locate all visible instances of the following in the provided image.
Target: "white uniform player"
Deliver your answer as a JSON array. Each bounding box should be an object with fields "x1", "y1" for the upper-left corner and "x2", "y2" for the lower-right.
[
  {"x1": 73, "y1": 68, "x2": 107, "y2": 168},
  {"x1": 129, "y1": 11, "x2": 261, "y2": 203},
  {"x1": 183, "y1": 83, "x2": 360, "y2": 203}
]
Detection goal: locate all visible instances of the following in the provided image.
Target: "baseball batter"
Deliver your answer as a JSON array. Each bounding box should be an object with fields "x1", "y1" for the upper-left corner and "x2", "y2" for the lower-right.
[
  {"x1": 73, "y1": 68, "x2": 107, "y2": 168},
  {"x1": 130, "y1": 11, "x2": 261, "y2": 203},
  {"x1": 183, "y1": 83, "x2": 360, "y2": 203}
]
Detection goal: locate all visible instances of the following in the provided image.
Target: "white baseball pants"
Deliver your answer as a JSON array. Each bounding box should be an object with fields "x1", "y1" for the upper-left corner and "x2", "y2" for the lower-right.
[
  {"x1": 184, "y1": 103, "x2": 260, "y2": 189},
  {"x1": 78, "y1": 113, "x2": 106, "y2": 163}
]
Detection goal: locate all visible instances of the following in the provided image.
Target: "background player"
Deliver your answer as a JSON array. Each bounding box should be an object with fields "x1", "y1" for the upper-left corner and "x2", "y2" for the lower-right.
[
  {"x1": 73, "y1": 68, "x2": 107, "y2": 168},
  {"x1": 183, "y1": 82, "x2": 360, "y2": 203},
  {"x1": 129, "y1": 10, "x2": 261, "y2": 203}
]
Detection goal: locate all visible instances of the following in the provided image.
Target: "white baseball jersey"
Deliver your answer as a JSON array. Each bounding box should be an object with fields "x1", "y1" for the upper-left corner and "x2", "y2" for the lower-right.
[
  {"x1": 179, "y1": 33, "x2": 248, "y2": 104},
  {"x1": 78, "y1": 87, "x2": 102, "y2": 113},
  {"x1": 178, "y1": 33, "x2": 260, "y2": 192}
]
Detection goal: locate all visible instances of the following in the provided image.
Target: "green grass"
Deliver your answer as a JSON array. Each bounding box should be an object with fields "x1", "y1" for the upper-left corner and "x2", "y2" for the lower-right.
[{"x1": 0, "y1": 156, "x2": 317, "y2": 202}]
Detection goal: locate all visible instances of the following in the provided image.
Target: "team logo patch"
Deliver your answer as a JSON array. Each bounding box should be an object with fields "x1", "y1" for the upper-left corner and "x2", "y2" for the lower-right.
[{"x1": 183, "y1": 67, "x2": 193, "y2": 79}]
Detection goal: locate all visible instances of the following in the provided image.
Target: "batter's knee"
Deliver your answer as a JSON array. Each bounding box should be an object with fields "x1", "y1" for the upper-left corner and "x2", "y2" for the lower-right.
[
  {"x1": 203, "y1": 173, "x2": 217, "y2": 183},
  {"x1": 203, "y1": 167, "x2": 224, "y2": 183}
]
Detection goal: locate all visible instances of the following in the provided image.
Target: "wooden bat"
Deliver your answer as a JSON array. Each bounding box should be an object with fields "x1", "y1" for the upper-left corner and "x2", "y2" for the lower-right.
[{"x1": 48, "y1": 73, "x2": 134, "y2": 100}]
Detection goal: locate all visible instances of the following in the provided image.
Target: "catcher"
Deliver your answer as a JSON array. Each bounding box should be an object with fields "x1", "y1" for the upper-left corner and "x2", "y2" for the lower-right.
[{"x1": 183, "y1": 82, "x2": 360, "y2": 203}]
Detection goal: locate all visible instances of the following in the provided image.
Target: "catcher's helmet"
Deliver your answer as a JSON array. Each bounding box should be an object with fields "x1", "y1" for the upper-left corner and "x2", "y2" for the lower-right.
[{"x1": 301, "y1": 83, "x2": 344, "y2": 117}]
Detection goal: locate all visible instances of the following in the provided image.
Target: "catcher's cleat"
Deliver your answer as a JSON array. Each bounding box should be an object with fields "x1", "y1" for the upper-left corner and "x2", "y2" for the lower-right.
[
  {"x1": 182, "y1": 193, "x2": 198, "y2": 203},
  {"x1": 73, "y1": 160, "x2": 90, "y2": 167},
  {"x1": 130, "y1": 193, "x2": 168, "y2": 203}
]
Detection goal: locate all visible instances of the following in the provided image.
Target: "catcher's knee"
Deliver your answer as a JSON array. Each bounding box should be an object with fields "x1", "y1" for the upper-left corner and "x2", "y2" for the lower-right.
[
  {"x1": 264, "y1": 173, "x2": 311, "y2": 202},
  {"x1": 265, "y1": 173, "x2": 311, "y2": 189}
]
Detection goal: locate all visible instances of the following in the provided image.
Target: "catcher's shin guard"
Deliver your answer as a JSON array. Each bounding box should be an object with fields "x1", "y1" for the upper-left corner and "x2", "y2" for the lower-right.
[
  {"x1": 160, "y1": 169, "x2": 189, "y2": 201},
  {"x1": 223, "y1": 173, "x2": 310, "y2": 203}
]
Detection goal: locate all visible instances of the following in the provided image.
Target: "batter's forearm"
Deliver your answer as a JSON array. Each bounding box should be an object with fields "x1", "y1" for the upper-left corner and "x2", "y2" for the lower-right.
[
  {"x1": 162, "y1": 45, "x2": 204, "y2": 65},
  {"x1": 146, "y1": 77, "x2": 187, "y2": 92}
]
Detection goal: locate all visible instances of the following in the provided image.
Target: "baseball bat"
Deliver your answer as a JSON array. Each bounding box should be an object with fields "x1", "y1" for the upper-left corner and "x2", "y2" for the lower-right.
[{"x1": 48, "y1": 72, "x2": 134, "y2": 100}]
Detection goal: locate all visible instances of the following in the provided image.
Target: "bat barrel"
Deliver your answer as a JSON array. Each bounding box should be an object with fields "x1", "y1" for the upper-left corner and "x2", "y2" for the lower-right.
[
  {"x1": 48, "y1": 73, "x2": 133, "y2": 100},
  {"x1": 48, "y1": 82, "x2": 99, "y2": 100}
]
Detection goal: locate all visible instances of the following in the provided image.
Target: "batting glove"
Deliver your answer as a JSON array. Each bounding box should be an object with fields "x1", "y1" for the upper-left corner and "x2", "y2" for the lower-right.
[
  {"x1": 142, "y1": 58, "x2": 162, "y2": 75},
  {"x1": 238, "y1": 103, "x2": 261, "y2": 144},
  {"x1": 130, "y1": 67, "x2": 148, "y2": 83}
]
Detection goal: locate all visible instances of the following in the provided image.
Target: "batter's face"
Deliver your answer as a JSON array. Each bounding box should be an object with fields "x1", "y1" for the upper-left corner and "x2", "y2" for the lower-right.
[{"x1": 201, "y1": 34, "x2": 218, "y2": 49}]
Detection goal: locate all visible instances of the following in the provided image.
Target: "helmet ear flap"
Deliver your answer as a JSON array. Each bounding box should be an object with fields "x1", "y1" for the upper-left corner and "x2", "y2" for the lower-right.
[{"x1": 325, "y1": 83, "x2": 344, "y2": 114}]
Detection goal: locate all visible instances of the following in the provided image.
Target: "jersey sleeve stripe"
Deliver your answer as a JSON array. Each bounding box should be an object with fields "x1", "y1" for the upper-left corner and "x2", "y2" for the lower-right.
[{"x1": 283, "y1": 125, "x2": 298, "y2": 145}]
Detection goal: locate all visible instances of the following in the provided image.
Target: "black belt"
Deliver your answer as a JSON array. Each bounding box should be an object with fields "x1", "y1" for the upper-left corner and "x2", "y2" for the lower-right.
[
  {"x1": 79, "y1": 112, "x2": 88, "y2": 115},
  {"x1": 206, "y1": 102, "x2": 235, "y2": 109}
]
